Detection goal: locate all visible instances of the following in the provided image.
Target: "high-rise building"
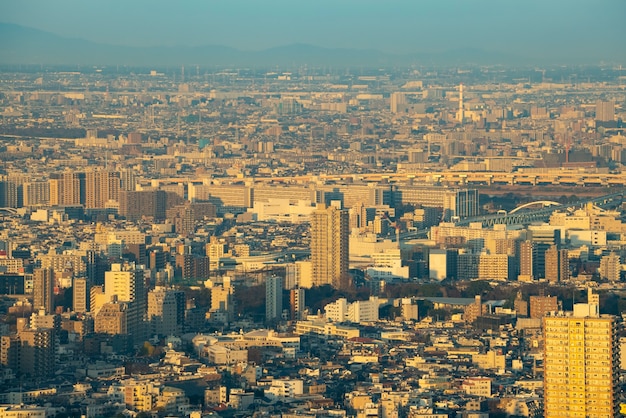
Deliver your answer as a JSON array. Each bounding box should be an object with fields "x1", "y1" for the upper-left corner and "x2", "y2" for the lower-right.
[
  {"x1": 33, "y1": 268, "x2": 54, "y2": 314},
  {"x1": 390, "y1": 92, "x2": 406, "y2": 113},
  {"x1": 265, "y1": 275, "x2": 283, "y2": 322},
  {"x1": 147, "y1": 287, "x2": 185, "y2": 337},
  {"x1": 544, "y1": 245, "x2": 568, "y2": 283},
  {"x1": 543, "y1": 302, "x2": 619, "y2": 417},
  {"x1": 84, "y1": 170, "x2": 120, "y2": 209},
  {"x1": 49, "y1": 172, "x2": 85, "y2": 206},
  {"x1": 73, "y1": 277, "x2": 90, "y2": 313},
  {"x1": 310, "y1": 204, "x2": 349, "y2": 289},
  {"x1": 0, "y1": 180, "x2": 18, "y2": 208},
  {"x1": 119, "y1": 169, "x2": 137, "y2": 191},
  {"x1": 119, "y1": 190, "x2": 167, "y2": 221},
  {"x1": 596, "y1": 100, "x2": 615, "y2": 122},
  {"x1": 127, "y1": 132, "x2": 143, "y2": 144},
  {"x1": 429, "y1": 249, "x2": 458, "y2": 281},
  {"x1": 22, "y1": 181, "x2": 50, "y2": 207},
  {"x1": 104, "y1": 263, "x2": 146, "y2": 345},
  {"x1": 17, "y1": 328, "x2": 55, "y2": 380},
  {"x1": 599, "y1": 252, "x2": 621, "y2": 282},
  {"x1": 518, "y1": 240, "x2": 536, "y2": 281},
  {"x1": 290, "y1": 288, "x2": 305, "y2": 320},
  {"x1": 393, "y1": 185, "x2": 478, "y2": 220}
]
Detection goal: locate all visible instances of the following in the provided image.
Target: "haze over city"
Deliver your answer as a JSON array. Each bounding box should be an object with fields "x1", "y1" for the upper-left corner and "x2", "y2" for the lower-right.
[
  {"x1": 1, "y1": 1, "x2": 626, "y2": 418},
  {"x1": 1, "y1": 0, "x2": 626, "y2": 65}
]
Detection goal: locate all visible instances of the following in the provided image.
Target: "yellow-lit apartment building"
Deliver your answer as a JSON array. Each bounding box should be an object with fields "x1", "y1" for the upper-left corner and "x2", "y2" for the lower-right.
[{"x1": 543, "y1": 302, "x2": 619, "y2": 418}]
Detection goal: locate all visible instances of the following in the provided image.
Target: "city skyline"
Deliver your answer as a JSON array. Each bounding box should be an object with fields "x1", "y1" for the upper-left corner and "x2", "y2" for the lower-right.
[{"x1": 1, "y1": 1, "x2": 626, "y2": 411}]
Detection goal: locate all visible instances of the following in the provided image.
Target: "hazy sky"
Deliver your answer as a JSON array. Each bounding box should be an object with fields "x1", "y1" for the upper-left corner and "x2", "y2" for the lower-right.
[{"x1": 2, "y1": 0, "x2": 625, "y2": 60}]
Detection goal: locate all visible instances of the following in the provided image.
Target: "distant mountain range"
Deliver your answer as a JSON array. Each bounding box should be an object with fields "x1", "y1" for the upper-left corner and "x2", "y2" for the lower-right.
[{"x1": 0, "y1": 22, "x2": 530, "y2": 67}]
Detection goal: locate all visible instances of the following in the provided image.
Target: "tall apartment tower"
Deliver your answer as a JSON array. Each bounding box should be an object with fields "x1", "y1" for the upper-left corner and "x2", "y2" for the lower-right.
[
  {"x1": 22, "y1": 181, "x2": 50, "y2": 207},
  {"x1": 390, "y1": 92, "x2": 406, "y2": 114},
  {"x1": 49, "y1": 171, "x2": 85, "y2": 206},
  {"x1": 119, "y1": 190, "x2": 167, "y2": 221},
  {"x1": 84, "y1": 170, "x2": 120, "y2": 209},
  {"x1": 310, "y1": 203, "x2": 349, "y2": 289},
  {"x1": 33, "y1": 268, "x2": 54, "y2": 314},
  {"x1": 265, "y1": 275, "x2": 283, "y2": 322},
  {"x1": 119, "y1": 169, "x2": 137, "y2": 191},
  {"x1": 73, "y1": 277, "x2": 90, "y2": 313},
  {"x1": 290, "y1": 288, "x2": 305, "y2": 320},
  {"x1": 518, "y1": 240, "x2": 536, "y2": 281},
  {"x1": 543, "y1": 302, "x2": 619, "y2": 418},
  {"x1": 596, "y1": 100, "x2": 615, "y2": 122},
  {"x1": 544, "y1": 245, "x2": 569, "y2": 283}
]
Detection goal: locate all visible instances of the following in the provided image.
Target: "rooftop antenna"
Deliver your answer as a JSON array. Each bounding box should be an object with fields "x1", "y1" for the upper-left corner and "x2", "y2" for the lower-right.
[
  {"x1": 565, "y1": 131, "x2": 571, "y2": 164},
  {"x1": 458, "y1": 83, "x2": 464, "y2": 124}
]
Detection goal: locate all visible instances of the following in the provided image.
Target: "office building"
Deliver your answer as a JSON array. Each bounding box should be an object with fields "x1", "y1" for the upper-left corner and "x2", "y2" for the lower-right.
[
  {"x1": 393, "y1": 185, "x2": 479, "y2": 220},
  {"x1": 543, "y1": 302, "x2": 619, "y2": 417},
  {"x1": 310, "y1": 204, "x2": 349, "y2": 289}
]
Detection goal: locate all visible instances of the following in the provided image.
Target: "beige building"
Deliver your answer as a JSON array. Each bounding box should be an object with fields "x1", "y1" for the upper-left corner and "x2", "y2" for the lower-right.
[
  {"x1": 310, "y1": 204, "x2": 349, "y2": 289},
  {"x1": 32, "y1": 268, "x2": 54, "y2": 314},
  {"x1": 95, "y1": 302, "x2": 128, "y2": 335},
  {"x1": 84, "y1": 169, "x2": 120, "y2": 209},
  {"x1": 104, "y1": 263, "x2": 146, "y2": 345},
  {"x1": 73, "y1": 277, "x2": 90, "y2": 313},
  {"x1": 543, "y1": 303, "x2": 619, "y2": 418},
  {"x1": 147, "y1": 287, "x2": 185, "y2": 337}
]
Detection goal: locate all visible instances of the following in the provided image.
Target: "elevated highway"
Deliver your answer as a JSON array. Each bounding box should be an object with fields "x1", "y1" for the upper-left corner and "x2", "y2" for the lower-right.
[{"x1": 146, "y1": 170, "x2": 626, "y2": 189}]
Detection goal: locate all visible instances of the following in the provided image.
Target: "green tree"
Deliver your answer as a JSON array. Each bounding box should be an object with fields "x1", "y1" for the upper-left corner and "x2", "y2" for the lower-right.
[{"x1": 139, "y1": 341, "x2": 155, "y2": 356}]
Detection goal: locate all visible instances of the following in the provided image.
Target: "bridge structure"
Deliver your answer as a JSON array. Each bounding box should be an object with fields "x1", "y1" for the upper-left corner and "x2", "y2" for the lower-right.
[
  {"x1": 0, "y1": 208, "x2": 17, "y2": 214},
  {"x1": 455, "y1": 192, "x2": 624, "y2": 227},
  {"x1": 508, "y1": 201, "x2": 561, "y2": 214}
]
